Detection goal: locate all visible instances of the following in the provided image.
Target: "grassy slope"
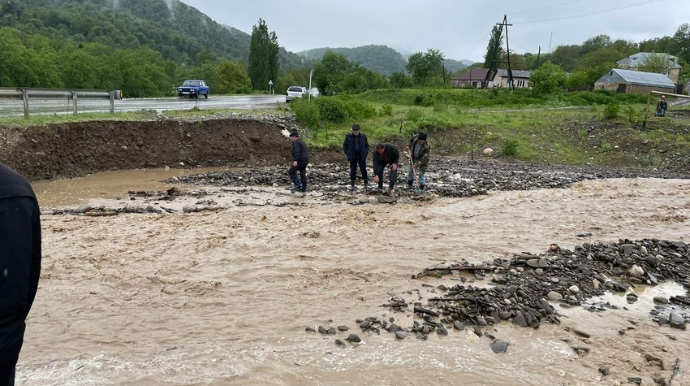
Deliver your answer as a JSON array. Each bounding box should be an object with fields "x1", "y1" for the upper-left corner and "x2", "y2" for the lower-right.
[{"x1": 300, "y1": 89, "x2": 690, "y2": 170}]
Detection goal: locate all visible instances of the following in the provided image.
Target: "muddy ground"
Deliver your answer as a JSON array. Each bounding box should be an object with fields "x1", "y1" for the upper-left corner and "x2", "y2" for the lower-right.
[{"x1": 1, "y1": 113, "x2": 689, "y2": 182}]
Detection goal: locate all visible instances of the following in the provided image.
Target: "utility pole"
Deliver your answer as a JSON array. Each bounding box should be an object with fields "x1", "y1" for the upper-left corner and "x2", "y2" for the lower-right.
[{"x1": 497, "y1": 15, "x2": 514, "y2": 90}]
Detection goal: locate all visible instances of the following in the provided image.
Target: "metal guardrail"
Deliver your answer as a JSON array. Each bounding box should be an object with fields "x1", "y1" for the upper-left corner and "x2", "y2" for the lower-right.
[{"x1": 0, "y1": 87, "x2": 122, "y2": 118}]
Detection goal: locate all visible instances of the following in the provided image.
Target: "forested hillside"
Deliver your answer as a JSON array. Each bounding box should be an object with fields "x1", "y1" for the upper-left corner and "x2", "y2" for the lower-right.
[
  {"x1": 2, "y1": 0, "x2": 305, "y2": 69},
  {"x1": 0, "y1": 0, "x2": 311, "y2": 96},
  {"x1": 299, "y1": 45, "x2": 408, "y2": 76}
]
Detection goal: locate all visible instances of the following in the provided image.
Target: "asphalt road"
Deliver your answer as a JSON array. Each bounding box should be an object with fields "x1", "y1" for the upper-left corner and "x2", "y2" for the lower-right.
[{"x1": 0, "y1": 94, "x2": 288, "y2": 117}]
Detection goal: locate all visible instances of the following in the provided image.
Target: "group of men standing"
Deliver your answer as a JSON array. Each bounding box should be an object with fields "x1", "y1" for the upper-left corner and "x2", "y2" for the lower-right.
[
  {"x1": 343, "y1": 123, "x2": 430, "y2": 194},
  {"x1": 288, "y1": 124, "x2": 430, "y2": 195}
]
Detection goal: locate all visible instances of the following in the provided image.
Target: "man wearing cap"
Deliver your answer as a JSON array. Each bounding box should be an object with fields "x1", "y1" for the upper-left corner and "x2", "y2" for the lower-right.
[
  {"x1": 342, "y1": 124, "x2": 369, "y2": 190},
  {"x1": 372, "y1": 143, "x2": 399, "y2": 195},
  {"x1": 407, "y1": 133, "x2": 430, "y2": 192},
  {"x1": 0, "y1": 163, "x2": 42, "y2": 386},
  {"x1": 656, "y1": 95, "x2": 668, "y2": 117},
  {"x1": 288, "y1": 131, "x2": 309, "y2": 193}
]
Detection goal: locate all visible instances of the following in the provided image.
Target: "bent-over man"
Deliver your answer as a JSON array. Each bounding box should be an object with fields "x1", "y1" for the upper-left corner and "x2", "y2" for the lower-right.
[{"x1": 372, "y1": 143, "x2": 399, "y2": 195}]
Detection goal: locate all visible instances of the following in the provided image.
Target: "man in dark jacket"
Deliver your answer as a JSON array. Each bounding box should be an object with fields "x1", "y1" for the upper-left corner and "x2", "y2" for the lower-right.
[
  {"x1": 656, "y1": 95, "x2": 668, "y2": 117},
  {"x1": 0, "y1": 163, "x2": 42, "y2": 386},
  {"x1": 406, "y1": 133, "x2": 430, "y2": 191},
  {"x1": 342, "y1": 124, "x2": 369, "y2": 190},
  {"x1": 372, "y1": 143, "x2": 399, "y2": 194},
  {"x1": 288, "y1": 131, "x2": 309, "y2": 193}
]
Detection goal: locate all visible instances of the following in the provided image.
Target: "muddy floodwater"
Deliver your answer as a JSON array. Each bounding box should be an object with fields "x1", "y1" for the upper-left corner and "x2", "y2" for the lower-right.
[{"x1": 17, "y1": 170, "x2": 690, "y2": 385}]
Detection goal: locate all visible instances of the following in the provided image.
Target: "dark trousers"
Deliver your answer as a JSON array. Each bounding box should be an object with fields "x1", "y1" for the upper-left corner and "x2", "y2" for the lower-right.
[
  {"x1": 376, "y1": 162, "x2": 398, "y2": 189},
  {"x1": 0, "y1": 322, "x2": 23, "y2": 386},
  {"x1": 349, "y1": 158, "x2": 368, "y2": 182},
  {"x1": 288, "y1": 162, "x2": 308, "y2": 191}
]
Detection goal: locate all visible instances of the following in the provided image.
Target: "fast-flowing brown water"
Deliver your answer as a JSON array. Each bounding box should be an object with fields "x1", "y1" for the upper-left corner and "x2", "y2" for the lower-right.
[{"x1": 17, "y1": 174, "x2": 690, "y2": 385}]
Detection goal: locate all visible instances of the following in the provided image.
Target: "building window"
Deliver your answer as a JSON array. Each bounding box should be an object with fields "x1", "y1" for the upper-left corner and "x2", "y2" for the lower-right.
[{"x1": 517, "y1": 79, "x2": 525, "y2": 88}]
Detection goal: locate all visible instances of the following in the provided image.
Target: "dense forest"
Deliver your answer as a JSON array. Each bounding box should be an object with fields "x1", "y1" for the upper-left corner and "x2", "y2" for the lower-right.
[{"x1": 1, "y1": 0, "x2": 688, "y2": 97}]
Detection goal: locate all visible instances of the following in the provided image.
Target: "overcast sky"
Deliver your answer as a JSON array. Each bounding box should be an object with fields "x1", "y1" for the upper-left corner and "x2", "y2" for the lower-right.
[{"x1": 178, "y1": 0, "x2": 689, "y2": 63}]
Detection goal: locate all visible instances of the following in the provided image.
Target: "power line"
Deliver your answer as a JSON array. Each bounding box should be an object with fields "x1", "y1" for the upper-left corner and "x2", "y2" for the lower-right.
[
  {"x1": 512, "y1": 0, "x2": 665, "y2": 25},
  {"x1": 509, "y1": 0, "x2": 589, "y2": 16}
]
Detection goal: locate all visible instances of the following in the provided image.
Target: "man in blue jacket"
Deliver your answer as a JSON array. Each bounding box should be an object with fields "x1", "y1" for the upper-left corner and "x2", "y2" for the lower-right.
[
  {"x1": 0, "y1": 163, "x2": 42, "y2": 386},
  {"x1": 342, "y1": 124, "x2": 369, "y2": 190}
]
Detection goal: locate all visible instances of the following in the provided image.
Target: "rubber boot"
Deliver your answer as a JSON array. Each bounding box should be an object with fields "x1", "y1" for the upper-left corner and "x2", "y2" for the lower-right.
[
  {"x1": 408, "y1": 181, "x2": 413, "y2": 189},
  {"x1": 290, "y1": 177, "x2": 301, "y2": 192},
  {"x1": 350, "y1": 180, "x2": 355, "y2": 190}
]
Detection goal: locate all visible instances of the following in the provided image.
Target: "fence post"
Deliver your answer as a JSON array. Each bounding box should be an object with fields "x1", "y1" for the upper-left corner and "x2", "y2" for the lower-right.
[
  {"x1": 72, "y1": 91, "x2": 78, "y2": 116},
  {"x1": 22, "y1": 89, "x2": 29, "y2": 119},
  {"x1": 109, "y1": 91, "x2": 115, "y2": 114}
]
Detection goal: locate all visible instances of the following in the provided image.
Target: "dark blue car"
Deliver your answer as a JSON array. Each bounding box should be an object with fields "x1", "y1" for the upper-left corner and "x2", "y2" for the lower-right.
[{"x1": 177, "y1": 80, "x2": 210, "y2": 98}]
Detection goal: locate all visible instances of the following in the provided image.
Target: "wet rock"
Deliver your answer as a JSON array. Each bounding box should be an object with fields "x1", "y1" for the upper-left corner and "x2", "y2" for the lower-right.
[
  {"x1": 572, "y1": 328, "x2": 591, "y2": 338},
  {"x1": 669, "y1": 312, "x2": 686, "y2": 330},
  {"x1": 490, "y1": 340, "x2": 509, "y2": 353},
  {"x1": 547, "y1": 291, "x2": 563, "y2": 301},
  {"x1": 345, "y1": 334, "x2": 361, "y2": 343},
  {"x1": 395, "y1": 331, "x2": 410, "y2": 339},
  {"x1": 653, "y1": 296, "x2": 669, "y2": 305}
]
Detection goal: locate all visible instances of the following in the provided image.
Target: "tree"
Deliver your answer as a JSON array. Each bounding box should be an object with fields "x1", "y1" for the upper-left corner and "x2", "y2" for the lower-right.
[
  {"x1": 670, "y1": 23, "x2": 690, "y2": 64},
  {"x1": 530, "y1": 61, "x2": 566, "y2": 95},
  {"x1": 501, "y1": 51, "x2": 526, "y2": 70},
  {"x1": 483, "y1": 24, "x2": 503, "y2": 71},
  {"x1": 389, "y1": 72, "x2": 411, "y2": 88},
  {"x1": 638, "y1": 53, "x2": 672, "y2": 74},
  {"x1": 313, "y1": 51, "x2": 351, "y2": 95},
  {"x1": 215, "y1": 59, "x2": 251, "y2": 94},
  {"x1": 248, "y1": 18, "x2": 279, "y2": 91},
  {"x1": 406, "y1": 48, "x2": 444, "y2": 86},
  {"x1": 551, "y1": 45, "x2": 581, "y2": 72},
  {"x1": 580, "y1": 34, "x2": 612, "y2": 55}
]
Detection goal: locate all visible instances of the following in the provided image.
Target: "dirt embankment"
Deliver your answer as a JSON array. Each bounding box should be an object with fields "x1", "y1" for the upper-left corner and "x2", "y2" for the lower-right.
[{"x1": 0, "y1": 116, "x2": 327, "y2": 181}]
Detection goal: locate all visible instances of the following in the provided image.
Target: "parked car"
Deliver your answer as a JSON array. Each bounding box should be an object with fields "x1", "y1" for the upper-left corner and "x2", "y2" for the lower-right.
[
  {"x1": 286, "y1": 86, "x2": 306, "y2": 102},
  {"x1": 308, "y1": 87, "x2": 320, "y2": 98},
  {"x1": 177, "y1": 80, "x2": 210, "y2": 98}
]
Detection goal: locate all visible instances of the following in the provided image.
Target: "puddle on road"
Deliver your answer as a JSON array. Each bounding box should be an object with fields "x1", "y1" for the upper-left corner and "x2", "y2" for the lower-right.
[{"x1": 31, "y1": 167, "x2": 228, "y2": 209}]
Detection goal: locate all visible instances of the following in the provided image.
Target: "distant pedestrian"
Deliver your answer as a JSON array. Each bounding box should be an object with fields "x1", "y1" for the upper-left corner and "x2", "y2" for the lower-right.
[
  {"x1": 342, "y1": 124, "x2": 369, "y2": 190},
  {"x1": 656, "y1": 95, "x2": 668, "y2": 117},
  {"x1": 406, "y1": 133, "x2": 430, "y2": 192},
  {"x1": 0, "y1": 163, "x2": 42, "y2": 386},
  {"x1": 288, "y1": 131, "x2": 309, "y2": 193},
  {"x1": 372, "y1": 143, "x2": 399, "y2": 195}
]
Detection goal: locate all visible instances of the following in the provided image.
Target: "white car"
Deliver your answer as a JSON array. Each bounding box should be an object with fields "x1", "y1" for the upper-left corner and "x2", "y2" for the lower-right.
[
  {"x1": 308, "y1": 87, "x2": 320, "y2": 98},
  {"x1": 286, "y1": 86, "x2": 306, "y2": 102}
]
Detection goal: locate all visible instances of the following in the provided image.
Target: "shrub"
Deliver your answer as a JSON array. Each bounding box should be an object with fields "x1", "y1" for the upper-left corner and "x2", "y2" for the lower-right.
[
  {"x1": 502, "y1": 139, "x2": 519, "y2": 157},
  {"x1": 406, "y1": 108, "x2": 423, "y2": 122},
  {"x1": 291, "y1": 99, "x2": 321, "y2": 128},
  {"x1": 379, "y1": 104, "x2": 393, "y2": 116},
  {"x1": 625, "y1": 105, "x2": 640, "y2": 123},
  {"x1": 603, "y1": 102, "x2": 620, "y2": 119},
  {"x1": 314, "y1": 98, "x2": 348, "y2": 123},
  {"x1": 342, "y1": 99, "x2": 376, "y2": 120}
]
